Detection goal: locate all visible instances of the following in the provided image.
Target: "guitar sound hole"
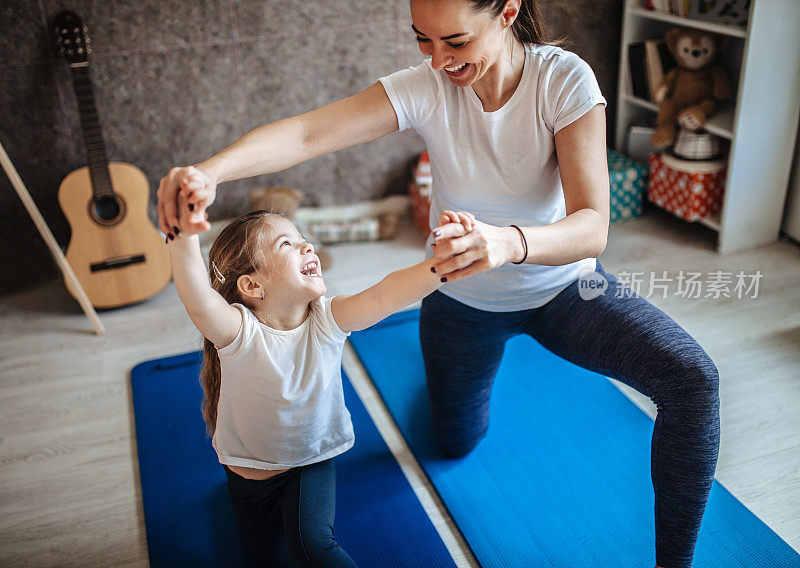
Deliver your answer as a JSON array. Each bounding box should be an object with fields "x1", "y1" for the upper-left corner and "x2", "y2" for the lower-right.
[
  {"x1": 94, "y1": 196, "x2": 120, "y2": 220},
  {"x1": 90, "y1": 195, "x2": 126, "y2": 226}
]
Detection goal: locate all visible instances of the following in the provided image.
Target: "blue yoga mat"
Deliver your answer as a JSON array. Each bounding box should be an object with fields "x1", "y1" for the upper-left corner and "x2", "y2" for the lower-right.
[
  {"x1": 131, "y1": 351, "x2": 456, "y2": 568},
  {"x1": 349, "y1": 309, "x2": 800, "y2": 568}
]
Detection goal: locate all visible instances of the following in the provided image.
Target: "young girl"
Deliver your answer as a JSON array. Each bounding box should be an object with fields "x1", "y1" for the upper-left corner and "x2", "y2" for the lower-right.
[{"x1": 166, "y1": 184, "x2": 473, "y2": 568}]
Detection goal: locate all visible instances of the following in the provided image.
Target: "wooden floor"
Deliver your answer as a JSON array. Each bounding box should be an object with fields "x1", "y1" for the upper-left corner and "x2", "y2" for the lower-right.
[{"x1": 1, "y1": 207, "x2": 798, "y2": 567}]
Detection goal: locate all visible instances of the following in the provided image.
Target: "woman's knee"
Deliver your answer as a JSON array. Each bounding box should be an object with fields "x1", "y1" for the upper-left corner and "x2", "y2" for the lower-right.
[
  {"x1": 426, "y1": 372, "x2": 495, "y2": 458},
  {"x1": 432, "y1": 419, "x2": 488, "y2": 458},
  {"x1": 681, "y1": 347, "x2": 719, "y2": 396},
  {"x1": 656, "y1": 343, "x2": 720, "y2": 417}
]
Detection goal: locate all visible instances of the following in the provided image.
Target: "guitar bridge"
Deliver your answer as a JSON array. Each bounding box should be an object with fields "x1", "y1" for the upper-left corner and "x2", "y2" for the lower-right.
[{"x1": 90, "y1": 254, "x2": 146, "y2": 272}]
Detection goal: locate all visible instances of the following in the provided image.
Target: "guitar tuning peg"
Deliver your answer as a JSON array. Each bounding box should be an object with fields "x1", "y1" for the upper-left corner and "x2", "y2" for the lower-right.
[
  {"x1": 77, "y1": 47, "x2": 84, "y2": 54},
  {"x1": 61, "y1": 28, "x2": 67, "y2": 35},
  {"x1": 87, "y1": 46, "x2": 93, "y2": 54},
  {"x1": 73, "y1": 27, "x2": 79, "y2": 33}
]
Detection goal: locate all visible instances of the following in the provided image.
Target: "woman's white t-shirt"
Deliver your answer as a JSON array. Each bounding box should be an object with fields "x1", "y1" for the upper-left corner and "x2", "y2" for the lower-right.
[
  {"x1": 379, "y1": 44, "x2": 607, "y2": 311},
  {"x1": 212, "y1": 296, "x2": 354, "y2": 470}
]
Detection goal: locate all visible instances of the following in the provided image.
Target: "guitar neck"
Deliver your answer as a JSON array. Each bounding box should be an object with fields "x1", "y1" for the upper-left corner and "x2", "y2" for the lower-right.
[{"x1": 69, "y1": 64, "x2": 114, "y2": 199}]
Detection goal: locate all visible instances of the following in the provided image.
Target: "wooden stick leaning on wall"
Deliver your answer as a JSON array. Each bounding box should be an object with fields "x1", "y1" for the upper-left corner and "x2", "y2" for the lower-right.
[{"x1": 0, "y1": 141, "x2": 105, "y2": 335}]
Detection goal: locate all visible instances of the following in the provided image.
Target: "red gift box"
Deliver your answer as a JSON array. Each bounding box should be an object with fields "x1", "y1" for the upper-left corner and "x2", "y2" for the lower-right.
[
  {"x1": 648, "y1": 152, "x2": 726, "y2": 222},
  {"x1": 408, "y1": 179, "x2": 431, "y2": 236},
  {"x1": 409, "y1": 151, "x2": 432, "y2": 236}
]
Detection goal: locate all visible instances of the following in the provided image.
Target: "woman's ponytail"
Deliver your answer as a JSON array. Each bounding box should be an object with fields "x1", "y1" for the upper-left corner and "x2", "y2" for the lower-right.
[
  {"x1": 470, "y1": 0, "x2": 564, "y2": 46},
  {"x1": 511, "y1": 0, "x2": 549, "y2": 45}
]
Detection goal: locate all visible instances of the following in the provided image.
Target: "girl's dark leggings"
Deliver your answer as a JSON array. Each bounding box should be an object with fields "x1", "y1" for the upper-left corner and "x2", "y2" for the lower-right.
[
  {"x1": 224, "y1": 459, "x2": 357, "y2": 568},
  {"x1": 420, "y1": 259, "x2": 720, "y2": 568}
]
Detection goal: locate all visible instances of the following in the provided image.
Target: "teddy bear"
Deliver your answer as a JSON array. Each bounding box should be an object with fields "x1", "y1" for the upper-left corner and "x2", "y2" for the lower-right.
[
  {"x1": 650, "y1": 27, "x2": 732, "y2": 149},
  {"x1": 249, "y1": 186, "x2": 304, "y2": 219}
]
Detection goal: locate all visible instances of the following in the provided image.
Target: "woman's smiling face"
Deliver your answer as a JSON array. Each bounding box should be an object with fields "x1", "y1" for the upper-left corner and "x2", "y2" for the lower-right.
[{"x1": 410, "y1": 0, "x2": 510, "y2": 87}]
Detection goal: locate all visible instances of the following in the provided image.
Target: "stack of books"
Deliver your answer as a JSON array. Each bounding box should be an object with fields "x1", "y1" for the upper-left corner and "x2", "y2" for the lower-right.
[
  {"x1": 306, "y1": 217, "x2": 382, "y2": 244},
  {"x1": 642, "y1": 0, "x2": 749, "y2": 26},
  {"x1": 642, "y1": 0, "x2": 691, "y2": 17},
  {"x1": 628, "y1": 39, "x2": 675, "y2": 102}
]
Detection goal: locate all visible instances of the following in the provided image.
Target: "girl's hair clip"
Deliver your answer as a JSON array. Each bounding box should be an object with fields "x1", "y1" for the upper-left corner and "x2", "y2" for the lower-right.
[{"x1": 211, "y1": 261, "x2": 226, "y2": 283}]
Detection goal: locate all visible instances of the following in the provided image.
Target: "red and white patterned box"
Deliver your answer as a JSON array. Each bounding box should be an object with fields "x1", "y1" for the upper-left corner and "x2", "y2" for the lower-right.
[{"x1": 648, "y1": 152, "x2": 727, "y2": 222}]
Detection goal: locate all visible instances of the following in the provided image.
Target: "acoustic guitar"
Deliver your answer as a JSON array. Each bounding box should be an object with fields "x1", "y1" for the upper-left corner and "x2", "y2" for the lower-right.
[{"x1": 52, "y1": 10, "x2": 171, "y2": 308}]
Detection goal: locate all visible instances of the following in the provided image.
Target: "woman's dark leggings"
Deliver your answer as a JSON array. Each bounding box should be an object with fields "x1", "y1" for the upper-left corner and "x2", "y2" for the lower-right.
[
  {"x1": 420, "y1": 259, "x2": 720, "y2": 568},
  {"x1": 224, "y1": 459, "x2": 357, "y2": 568}
]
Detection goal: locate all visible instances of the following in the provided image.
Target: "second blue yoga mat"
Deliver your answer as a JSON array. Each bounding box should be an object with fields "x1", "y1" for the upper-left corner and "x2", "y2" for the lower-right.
[{"x1": 349, "y1": 309, "x2": 800, "y2": 568}]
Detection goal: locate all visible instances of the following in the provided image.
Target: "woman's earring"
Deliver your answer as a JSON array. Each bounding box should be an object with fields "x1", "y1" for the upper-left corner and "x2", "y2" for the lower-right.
[{"x1": 261, "y1": 291, "x2": 265, "y2": 301}]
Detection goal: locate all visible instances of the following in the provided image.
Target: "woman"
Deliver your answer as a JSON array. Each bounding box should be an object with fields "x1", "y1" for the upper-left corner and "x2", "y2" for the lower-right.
[{"x1": 158, "y1": 2, "x2": 719, "y2": 567}]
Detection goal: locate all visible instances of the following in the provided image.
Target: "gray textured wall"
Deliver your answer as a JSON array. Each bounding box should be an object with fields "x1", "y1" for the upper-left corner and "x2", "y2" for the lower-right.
[{"x1": 0, "y1": 0, "x2": 620, "y2": 296}]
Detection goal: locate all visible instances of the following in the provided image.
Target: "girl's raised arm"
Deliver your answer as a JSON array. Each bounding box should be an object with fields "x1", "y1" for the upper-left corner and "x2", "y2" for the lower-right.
[
  {"x1": 158, "y1": 82, "x2": 399, "y2": 237},
  {"x1": 331, "y1": 215, "x2": 473, "y2": 333},
  {"x1": 168, "y1": 233, "x2": 242, "y2": 349},
  {"x1": 331, "y1": 257, "x2": 441, "y2": 333}
]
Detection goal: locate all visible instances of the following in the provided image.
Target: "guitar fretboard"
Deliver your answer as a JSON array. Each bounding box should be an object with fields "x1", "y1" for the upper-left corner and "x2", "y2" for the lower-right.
[{"x1": 69, "y1": 64, "x2": 113, "y2": 199}]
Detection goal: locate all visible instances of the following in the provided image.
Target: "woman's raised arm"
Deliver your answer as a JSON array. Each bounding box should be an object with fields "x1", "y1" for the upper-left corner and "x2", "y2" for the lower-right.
[{"x1": 157, "y1": 81, "x2": 399, "y2": 237}]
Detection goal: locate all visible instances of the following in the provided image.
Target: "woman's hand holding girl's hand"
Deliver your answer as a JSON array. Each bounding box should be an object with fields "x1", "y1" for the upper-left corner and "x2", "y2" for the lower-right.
[
  {"x1": 170, "y1": 180, "x2": 210, "y2": 239},
  {"x1": 431, "y1": 210, "x2": 524, "y2": 283},
  {"x1": 438, "y1": 210, "x2": 476, "y2": 232},
  {"x1": 157, "y1": 165, "x2": 218, "y2": 239}
]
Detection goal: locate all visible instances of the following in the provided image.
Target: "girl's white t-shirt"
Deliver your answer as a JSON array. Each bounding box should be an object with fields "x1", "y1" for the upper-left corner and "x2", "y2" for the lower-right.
[
  {"x1": 379, "y1": 44, "x2": 607, "y2": 311},
  {"x1": 212, "y1": 296, "x2": 354, "y2": 470}
]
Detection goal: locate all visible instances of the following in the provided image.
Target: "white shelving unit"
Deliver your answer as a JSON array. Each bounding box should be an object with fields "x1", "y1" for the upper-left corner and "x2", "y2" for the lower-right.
[{"x1": 615, "y1": 0, "x2": 800, "y2": 253}]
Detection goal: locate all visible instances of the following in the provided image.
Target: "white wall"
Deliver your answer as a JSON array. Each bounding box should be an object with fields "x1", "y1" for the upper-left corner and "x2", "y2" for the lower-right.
[{"x1": 782, "y1": 119, "x2": 800, "y2": 242}]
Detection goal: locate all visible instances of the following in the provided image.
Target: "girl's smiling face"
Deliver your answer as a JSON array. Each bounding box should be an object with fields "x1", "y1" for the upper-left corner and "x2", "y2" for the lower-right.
[
  {"x1": 410, "y1": 0, "x2": 511, "y2": 87},
  {"x1": 259, "y1": 216, "x2": 326, "y2": 302}
]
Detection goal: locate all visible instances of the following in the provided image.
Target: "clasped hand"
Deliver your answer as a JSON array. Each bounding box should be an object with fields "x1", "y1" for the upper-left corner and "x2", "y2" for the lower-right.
[
  {"x1": 157, "y1": 166, "x2": 218, "y2": 239},
  {"x1": 432, "y1": 210, "x2": 521, "y2": 283}
]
